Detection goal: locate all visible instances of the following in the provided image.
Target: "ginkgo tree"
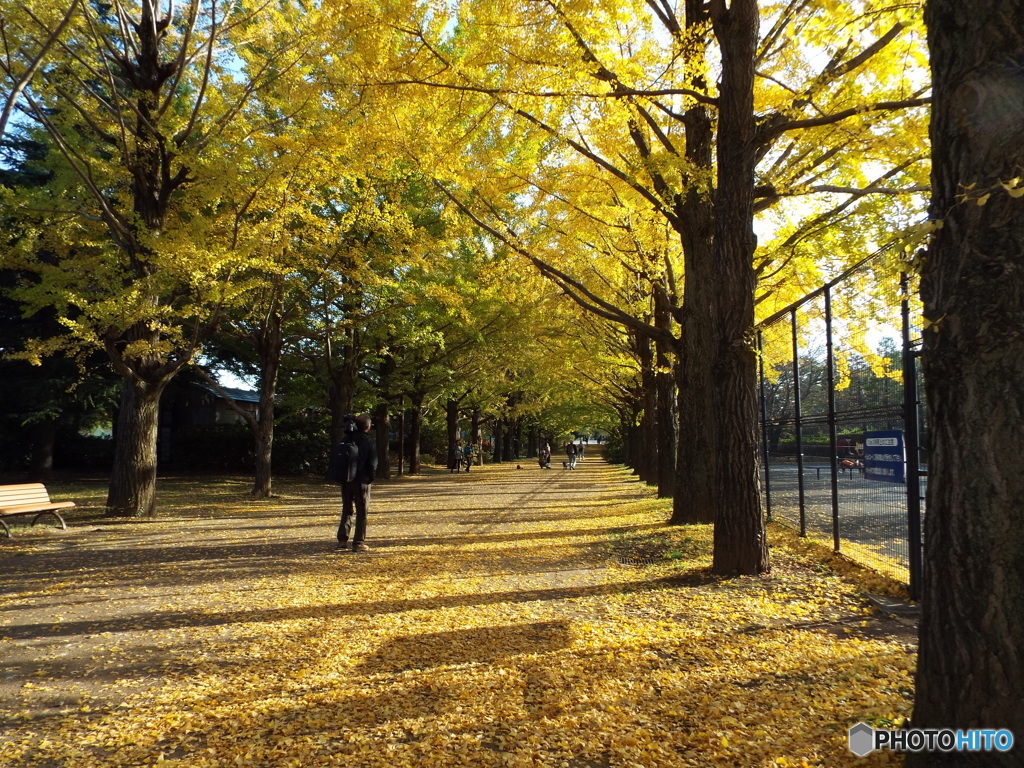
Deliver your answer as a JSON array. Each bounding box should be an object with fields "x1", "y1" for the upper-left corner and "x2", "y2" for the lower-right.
[
  {"x1": 354, "y1": 0, "x2": 929, "y2": 573},
  {"x1": 910, "y1": 0, "x2": 1024, "y2": 757},
  {"x1": 1, "y1": 0, "x2": 321, "y2": 516}
]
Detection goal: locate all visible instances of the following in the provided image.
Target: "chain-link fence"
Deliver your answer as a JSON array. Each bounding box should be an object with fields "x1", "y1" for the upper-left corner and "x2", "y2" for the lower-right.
[{"x1": 758, "y1": 248, "x2": 926, "y2": 597}]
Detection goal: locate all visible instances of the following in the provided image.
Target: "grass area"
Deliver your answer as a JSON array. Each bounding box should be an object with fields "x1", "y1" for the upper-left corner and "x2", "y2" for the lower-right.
[{"x1": 1, "y1": 467, "x2": 916, "y2": 767}]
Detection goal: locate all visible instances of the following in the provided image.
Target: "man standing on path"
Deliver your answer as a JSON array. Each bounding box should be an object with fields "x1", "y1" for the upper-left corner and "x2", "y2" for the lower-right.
[{"x1": 329, "y1": 413, "x2": 378, "y2": 552}]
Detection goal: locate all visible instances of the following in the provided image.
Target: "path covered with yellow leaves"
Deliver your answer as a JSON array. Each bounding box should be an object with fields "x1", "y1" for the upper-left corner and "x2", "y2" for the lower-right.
[{"x1": 1, "y1": 456, "x2": 915, "y2": 767}]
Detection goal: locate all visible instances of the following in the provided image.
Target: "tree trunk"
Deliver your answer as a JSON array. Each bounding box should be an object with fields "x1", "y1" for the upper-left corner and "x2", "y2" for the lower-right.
[
  {"x1": 625, "y1": 400, "x2": 641, "y2": 471},
  {"x1": 408, "y1": 392, "x2": 424, "y2": 474},
  {"x1": 446, "y1": 398, "x2": 460, "y2": 469},
  {"x1": 638, "y1": 333, "x2": 658, "y2": 487},
  {"x1": 493, "y1": 419, "x2": 504, "y2": 463},
  {"x1": 502, "y1": 422, "x2": 514, "y2": 462},
  {"x1": 327, "y1": 381, "x2": 349, "y2": 446},
  {"x1": 397, "y1": 397, "x2": 406, "y2": 477},
  {"x1": 375, "y1": 401, "x2": 391, "y2": 480},
  {"x1": 655, "y1": 291, "x2": 677, "y2": 499},
  {"x1": 709, "y1": 0, "x2": 768, "y2": 575},
  {"x1": 671, "y1": 0, "x2": 718, "y2": 525},
  {"x1": 251, "y1": 297, "x2": 283, "y2": 499},
  {"x1": 97, "y1": 2, "x2": 209, "y2": 518},
  {"x1": 251, "y1": 407, "x2": 274, "y2": 499},
  {"x1": 471, "y1": 407, "x2": 483, "y2": 464},
  {"x1": 909, "y1": 1, "x2": 1024, "y2": 758},
  {"x1": 28, "y1": 420, "x2": 56, "y2": 482},
  {"x1": 512, "y1": 419, "x2": 523, "y2": 461},
  {"x1": 375, "y1": 354, "x2": 397, "y2": 480},
  {"x1": 106, "y1": 378, "x2": 166, "y2": 517},
  {"x1": 327, "y1": 333, "x2": 358, "y2": 445}
]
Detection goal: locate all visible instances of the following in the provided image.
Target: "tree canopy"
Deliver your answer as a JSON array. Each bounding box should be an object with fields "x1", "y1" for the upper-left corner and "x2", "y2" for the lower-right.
[{"x1": 1, "y1": 0, "x2": 929, "y2": 569}]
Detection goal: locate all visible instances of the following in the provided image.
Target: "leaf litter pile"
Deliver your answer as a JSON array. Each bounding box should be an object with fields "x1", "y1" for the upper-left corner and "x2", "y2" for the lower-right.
[{"x1": 1, "y1": 460, "x2": 915, "y2": 767}]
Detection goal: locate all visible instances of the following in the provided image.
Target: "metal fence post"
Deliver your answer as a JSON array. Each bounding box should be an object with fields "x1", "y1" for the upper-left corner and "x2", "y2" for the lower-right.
[
  {"x1": 790, "y1": 310, "x2": 807, "y2": 536},
  {"x1": 758, "y1": 330, "x2": 773, "y2": 521},
  {"x1": 824, "y1": 288, "x2": 841, "y2": 552},
  {"x1": 902, "y1": 273, "x2": 924, "y2": 600}
]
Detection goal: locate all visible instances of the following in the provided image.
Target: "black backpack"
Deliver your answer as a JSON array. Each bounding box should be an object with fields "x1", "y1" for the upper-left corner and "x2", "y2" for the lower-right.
[{"x1": 329, "y1": 438, "x2": 360, "y2": 483}]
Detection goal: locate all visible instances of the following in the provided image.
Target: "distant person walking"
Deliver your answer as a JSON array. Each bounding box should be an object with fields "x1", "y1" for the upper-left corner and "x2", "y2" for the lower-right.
[
  {"x1": 539, "y1": 441, "x2": 552, "y2": 469},
  {"x1": 328, "y1": 413, "x2": 378, "y2": 552},
  {"x1": 576, "y1": 440, "x2": 585, "y2": 462},
  {"x1": 566, "y1": 441, "x2": 578, "y2": 470}
]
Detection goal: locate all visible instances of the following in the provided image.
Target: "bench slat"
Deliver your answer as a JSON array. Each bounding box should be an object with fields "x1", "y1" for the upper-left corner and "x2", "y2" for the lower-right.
[
  {"x1": 0, "y1": 484, "x2": 52, "y2": 504},
  {"x1": 0, "y1": 500, "x2": 76, "y2": 516},
  {"x1": 0, "y1": 483, "x2": 50, "y2": 493}
]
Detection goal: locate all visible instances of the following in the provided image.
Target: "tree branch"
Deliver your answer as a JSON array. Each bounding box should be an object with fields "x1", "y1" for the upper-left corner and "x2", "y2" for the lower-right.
[
  {"x1": 0, "y1": 0, "x2": 82, "y2": 137},
  {"x1": 434, "y1": 180, "x2": 672, "y2": 346},
  {"x1": 760, "y1": 97, "x2": 931, "y2": 141}
]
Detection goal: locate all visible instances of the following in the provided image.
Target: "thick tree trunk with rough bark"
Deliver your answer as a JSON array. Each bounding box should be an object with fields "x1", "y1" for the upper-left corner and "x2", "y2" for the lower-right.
[
  {"x1": 709, "y1": 0, "x2": 768, "y2": 575},
  {"x1": 106, "y1": 378, "x2": 166, "y2": 517},
  {"x1": 98, "y1": 2, "x2": 204, "y2": 517},
  {"x1": 671, "y1": 0, "x2": 718, "y2": 526},
  {"x1": 909, "y1": 2, "x2": 1024, "y2": 760},
  {"x1": 673, "y1": 349, "x2": 716, "y2": 523},
  {"x1": 655, "y1": 292, "x2": 676, "y2": 499}
]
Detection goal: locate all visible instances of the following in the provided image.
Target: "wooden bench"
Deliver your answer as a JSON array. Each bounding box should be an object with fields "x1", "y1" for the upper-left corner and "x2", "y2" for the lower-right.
[{"x1": 0, "y1": 483, "x2": 74, "y2": 537}]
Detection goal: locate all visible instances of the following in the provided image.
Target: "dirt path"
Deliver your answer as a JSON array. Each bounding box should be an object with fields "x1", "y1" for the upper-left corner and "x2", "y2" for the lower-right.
[
  {"x1": 1, "y1": 460, "x2": 646, "y2": 738},
  {"x1": 0, "y1": 457, "x2": 916, "y2": 768}
]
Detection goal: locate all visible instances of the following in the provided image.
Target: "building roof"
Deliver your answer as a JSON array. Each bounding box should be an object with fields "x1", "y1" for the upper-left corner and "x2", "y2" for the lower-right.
[{"x1": 195, "y1": 382, "x2": 261, "y2": 404}]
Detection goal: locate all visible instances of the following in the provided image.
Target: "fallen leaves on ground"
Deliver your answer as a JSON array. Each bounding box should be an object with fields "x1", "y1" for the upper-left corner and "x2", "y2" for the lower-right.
[{"x1": 0, "y1": 461, "x2": 914, "y2": 767}]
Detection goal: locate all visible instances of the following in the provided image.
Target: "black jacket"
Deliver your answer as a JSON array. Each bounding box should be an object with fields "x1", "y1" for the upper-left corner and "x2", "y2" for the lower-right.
[
  {"x1": 350, "y1": 430, "x2": 378, "y2": 485},
  {"x1": 329, "y1": 430, "x2": 378, "y2": 485}
]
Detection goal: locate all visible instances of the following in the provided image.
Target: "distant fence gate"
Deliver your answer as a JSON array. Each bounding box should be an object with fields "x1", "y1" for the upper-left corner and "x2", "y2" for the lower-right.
[{"x1": 757, "y1": 248, "x2": 926, "y2": 599}]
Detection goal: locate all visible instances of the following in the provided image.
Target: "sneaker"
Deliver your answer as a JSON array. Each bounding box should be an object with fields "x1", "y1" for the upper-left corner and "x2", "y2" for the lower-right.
[
  {"x1": 336, "y1": 542, "x2": 349, "y2": 551},
  {"x1": 352, "y1": 543, "x2": 369, "y2": 553}
]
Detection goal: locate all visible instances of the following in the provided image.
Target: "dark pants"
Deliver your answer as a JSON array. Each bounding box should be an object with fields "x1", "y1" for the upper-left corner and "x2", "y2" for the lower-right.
[{"x1": 337, "y1": 482, "x2": 371, "y2": 546}]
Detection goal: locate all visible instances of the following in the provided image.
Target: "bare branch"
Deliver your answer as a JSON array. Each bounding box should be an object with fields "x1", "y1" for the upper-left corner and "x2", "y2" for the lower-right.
[
  {"x1": 760, "y1": 97, "x2": 930, "y2": 142},
  {"x1": 821, "y1": 22, "x2": 906, "y2": 83},
  {"x1": 362, "y1": 76, "x2": 716, "y2": 105}
]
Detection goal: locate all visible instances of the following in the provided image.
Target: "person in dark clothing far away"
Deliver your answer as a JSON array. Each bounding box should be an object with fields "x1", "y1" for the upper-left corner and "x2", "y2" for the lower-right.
[
  {"x1": 540, "y1": 441, "x2": 552, "y2": 469},
  {"x1": 328, "y1": 413, "x2": 378, "y2": 552}
]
